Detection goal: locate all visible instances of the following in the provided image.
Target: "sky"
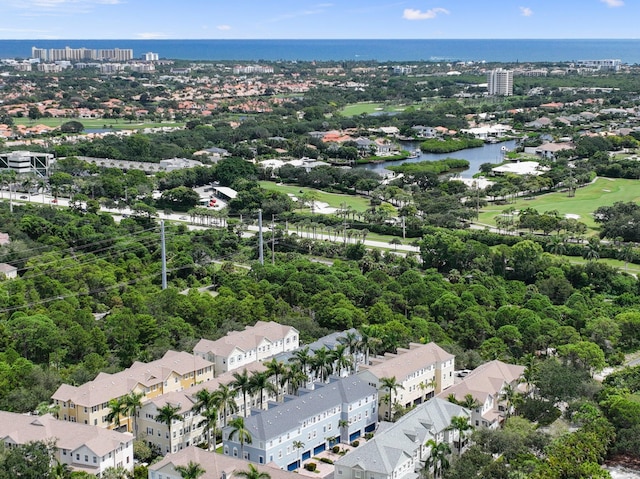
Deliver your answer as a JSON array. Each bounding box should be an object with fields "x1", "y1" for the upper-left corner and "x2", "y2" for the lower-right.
[{"x1": 0, "y1": 0, "x2": 638, "y2": 40}]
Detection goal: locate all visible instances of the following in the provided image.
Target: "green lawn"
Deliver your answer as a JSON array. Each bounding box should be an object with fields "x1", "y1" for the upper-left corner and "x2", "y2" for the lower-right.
[
  {"x1": 13, "y1": 117, "x2": 184, "y2": 130},
  {"x1": 259, "y1": 181, "x2": 371, "y2": 212},
  {"x1": 478, "y1": 177, "x2": 640, "y2": 233},
  {"x1": 339, "y1": 102, "x2": 420, "y2": 117}
]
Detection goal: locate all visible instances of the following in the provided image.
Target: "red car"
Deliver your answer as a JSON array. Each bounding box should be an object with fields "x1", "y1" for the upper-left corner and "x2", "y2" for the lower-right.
[{"x1": 51, "y1": 198, "x2": 58, "y2": 203}]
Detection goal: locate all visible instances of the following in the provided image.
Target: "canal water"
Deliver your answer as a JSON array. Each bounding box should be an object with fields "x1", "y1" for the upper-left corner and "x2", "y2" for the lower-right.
[{"x1": 359, "y1": 139, "x2": 518, "y2": 179}]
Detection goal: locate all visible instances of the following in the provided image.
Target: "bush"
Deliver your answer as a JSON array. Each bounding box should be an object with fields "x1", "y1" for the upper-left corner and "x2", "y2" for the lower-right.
[
  {"x1": 320, "y1": 457, "x2": 334, "y2": 464},
  {"x1": 305, "y1": 463, "x2": 317, "y2": 471},
  {"x1": 351, "y1": 440, "x2": 360, "y2": 447},
  {"x1": 364, "y1": 433, "x2": 374, "y2": 440},
  {"x1": 332, "y1": 445, "x2": 340, "y2": 453}
]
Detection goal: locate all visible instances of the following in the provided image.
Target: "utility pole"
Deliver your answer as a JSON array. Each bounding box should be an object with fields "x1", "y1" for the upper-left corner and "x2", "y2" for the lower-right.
[
  {"x1": 161, "y1": 220, "x2": 167, "y2": 289},
  {"x1": 401, "y1": 216, "x2": 406, "y2": 240},
  {"x1": 258, "y1": 209, "x2": 264, "y2": 265},
  {"x1": 271, "y1": 214, "x2": 275, "y2": 265}
]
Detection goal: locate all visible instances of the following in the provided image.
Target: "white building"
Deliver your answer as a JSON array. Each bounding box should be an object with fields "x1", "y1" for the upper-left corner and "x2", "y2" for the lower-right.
[
  {"x1": 0, "y1": 263, "x2": 18, "y2": 280},
  {"x1": 0, "y1": 151, "x2": 53, "y2": 177},
  {"x1": 436, "y1": 360, "x2": 525, "y2": 429},
  {"x1": 0, "y1": 412, "x2": 133, "y2": 476},
  {"x1": 487, "y1": 68, "x2": 513, "y2": 96},
  {"x1": 357, "y1": 342, "x2": 455, "y2": 420},
  {"x1": 194, "y1": 321, "x2": 299, "y2": 376}
]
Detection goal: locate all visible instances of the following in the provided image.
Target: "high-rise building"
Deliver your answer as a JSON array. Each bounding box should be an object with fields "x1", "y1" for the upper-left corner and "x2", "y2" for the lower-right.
[{"x1": 487, "y1": 68, "x2": 513, "y2": 96}]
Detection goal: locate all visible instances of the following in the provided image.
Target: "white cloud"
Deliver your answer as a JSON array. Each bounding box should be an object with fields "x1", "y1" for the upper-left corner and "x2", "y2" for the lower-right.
[
  {"x1": 217, "y1": 25, "x2": 232, "y2": 31},
  {"x1": 601, "y1": 0, "x2": 624, "y2": 6},
  {"x1": 0, "y1": 0, "x2": 122, "y2": 14},
  {"x1": 520, "y1": 6, "x2": 533, "y2": 16},
  {"x1": 403, "y1": 7, "x2": 450, "y2": 20}
]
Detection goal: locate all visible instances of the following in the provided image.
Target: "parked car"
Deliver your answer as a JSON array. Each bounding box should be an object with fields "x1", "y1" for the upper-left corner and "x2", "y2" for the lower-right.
[
  {"x1": 51, "y1": 199, "x2": 58, "y2": 203},
  {"x1": 20, "y1": 195, "x2": 28, "y2": 199}
]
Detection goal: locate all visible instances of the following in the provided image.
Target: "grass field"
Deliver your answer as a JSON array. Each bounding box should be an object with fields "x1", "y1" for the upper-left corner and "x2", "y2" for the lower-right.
[
  {"x1": 13, "y1": 117, "x2": 184, "y2": 130},
  {"x1": 259, "y1": 181, "x2": 371, "y2": 212},
  {"x1": 478, "y1": 177, "x2": 640, "y2": 232},
  {"x1": 339, "y1": 102, "x2": 419, "y2": 117}
]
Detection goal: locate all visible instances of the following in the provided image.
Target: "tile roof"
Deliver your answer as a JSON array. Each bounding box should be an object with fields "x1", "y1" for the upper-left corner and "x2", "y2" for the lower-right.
[
  {"x1": 52, "y1": 350, "x2": 213, "y2": 407},
  {"x1": 359, "y1": 343, "x2": 454, "y2": 381},
  {"x1": 0, "y1": 412, "x2": 131, "y2": 456},
  {"x1": 194, "y1": 321, "x2": 297, "y2": 357}
]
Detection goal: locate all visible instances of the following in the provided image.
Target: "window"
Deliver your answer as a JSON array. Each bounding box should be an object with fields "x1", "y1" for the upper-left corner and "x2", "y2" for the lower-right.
[
  {"x1": 76, "y1": 454, "x2": 80, "y2": 461},
  {"x1": 93, "y1": 457, "x2": 97, "y2": 464},
  {"x1": 84, "y1": 455, "x2": 88, "y2": 462}
]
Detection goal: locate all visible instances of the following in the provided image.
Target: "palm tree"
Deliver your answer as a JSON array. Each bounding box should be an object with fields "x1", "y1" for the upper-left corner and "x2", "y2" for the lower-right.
[
  {"x1": 359, "y1": 326, "x2": 383, "y2": 364},
  {"x1": 123, "y1": 391, "x2": 143, "y2": 436},
  {"x1": 311, "y1": 347, "x2": 334, "y2": 382},
  {"x1": 265, "y1": 358, "x2": 287, "y2": 402},
  {"x1": 228, "y1": 416, "x2": 252, "y2": 459},
  {"x1": 289, "y1": 346, "x2": 312, "y2": 378},
  {"x1": 499, "y1": 383, "x2": 519, "y2": 419},
  {"x1": 175, "y1": 461, "x2": 206, "y2": 479},
  {"x1": 283, "y1": 364, "x2": 307, "y2": 396},
  {"x1": 338, "y1": 331, "x2": 361, "y2": 373},
  {"x1": 101, "y1": 466, "x2": 130, "y2": 479},
  {"x1": 292, "y1": 440, "x2": 305, "y2": 469},
  {"x1": 51, "y1": 460, "x2": 72, "y2": 479},
  {"x1": 424, "y1": 439, "x2": 451, "y2": 479},
  {"x1": 338, "y1": 419, "x2": 349, "y2": 443},
  {"x1": 330, "y1": 344, "x2": 351, "y2": 377},
  {"x1": 106, "y1": 397, "x2": 126, "y2": 431},
  {"x1": 521, "y1": 353, "x2": 538, "y2": 397},
  {"x1": 446, "y1": 415, "x2": 471, "y2": 456},
  {"x1": 213, "y1": 383, "x2": 238, "y2": 427},
  {"x1": 194, "y1": 389, "x2": 218, "y2": 450},
  {"x1": 231, "y1": 369, "x2": 252, "y2": 418},
  {"x1": 380, "y1": 377, "x2": 404, "y2": 421},
  {"x1": 156, "y1": 403, "x2": 182, "y2": 454},
  {"x1": 249, "y1": 370, "x2": 277, "y2": 410},
  {"x1": 459, "y1": 394, "x2": 481, "y2": 410},
  {"x1": 234, "y1": 464, "x2": 271, "y2": 479}
]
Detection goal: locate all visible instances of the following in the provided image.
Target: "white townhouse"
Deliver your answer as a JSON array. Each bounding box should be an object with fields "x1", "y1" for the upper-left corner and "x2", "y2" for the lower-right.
[
  {"x1": 357, "y1": 342, "x2": 455, "y2": 420},
  {"x1": 222, "y1": 376, "x2": 378, "y2": 471},
  {"x1": 437, "y1": 360, "x2": 525, "y2": 429},
  {"x1": 334, "y1": 398, "x2": 470, "y2": 479},
  {"x1": 0, "y1": 412, "x2": 134, "y2": 476},
  {"x1": 194, "y1": 321, "x2": 299, "y2": 376},
  {"x1": 138, "y1": 362, "x2": 268, "y2": 455}
]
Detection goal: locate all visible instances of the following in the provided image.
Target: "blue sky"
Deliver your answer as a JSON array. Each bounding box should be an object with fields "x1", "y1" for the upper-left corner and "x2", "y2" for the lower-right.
[{"x1": 0, "y1": 0, "x2": 637, "y2": 40}]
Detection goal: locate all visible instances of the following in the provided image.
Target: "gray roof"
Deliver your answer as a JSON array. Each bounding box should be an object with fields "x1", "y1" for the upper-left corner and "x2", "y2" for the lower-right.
[
  {"x1": 335, "y1": 398, "x2": 469, "y2": 474},
  {"x1": 231, "y1": 376, "x2": 376, "y2": 441},
  {"x1": 274, "y1": 329, "x2": 359, "y2": 363}
]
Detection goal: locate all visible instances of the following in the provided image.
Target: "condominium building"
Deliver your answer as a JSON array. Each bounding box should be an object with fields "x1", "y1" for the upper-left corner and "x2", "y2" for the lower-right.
[
  {"x1": 52, "y1": 350, "x2": 214, "y2": 431},
  {"x1": 436, "y1": 360, "x2": 524, "y2": 429},
  {"x1": 0, "y1": 151, "x2": 53, "y2": 177},
  {"x1": 357, "y1": 342, "x2": 455, "y2": 420},
  {"x1": 334, "y1": 398, "x2": 470, "y2": 479},
  {"x1": 0, "y1": 412, "x2": 134, "y2": 476},
  {"x1": 31, "y1": 46, "x2": 133, "y2": 62},
  {"x1": 487, "y1": 68, "x2": 513, "y2": 96},
  {"x1": 138, "y1": 361, "x2": 268, "y2": 455},
  {"x1": 194, "y1": 321, "x2": 299, "y2": 376},
  {"x1": 222, "y1": 376, "x2": 378, "y2": 471},
  {"x1": 576, "y1": 59, "x2": 621, "y2": 71}
]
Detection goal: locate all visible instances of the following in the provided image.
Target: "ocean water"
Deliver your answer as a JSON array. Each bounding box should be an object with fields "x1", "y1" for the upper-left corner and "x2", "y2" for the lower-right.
[{"x1": 2, "y1": 39, "x2": 640, "y2": 63}]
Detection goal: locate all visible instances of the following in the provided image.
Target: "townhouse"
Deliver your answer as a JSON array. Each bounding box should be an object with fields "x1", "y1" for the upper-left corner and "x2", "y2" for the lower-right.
[
  {"x1": 138, "y1": 362, "x2": 268, "y2": 455},
  {"x1": 193, "y1": 321, "x2": 299, "y2": 377},
  {"x1": 436, "y1": 360, "x2": 525, "y2": 429},
  {"x1": 334, "y1": 398, "x2": 470, "y2": 479},
  {"x1": 0, "y1": 411, "x2": 134, "y2": 476},
  {"x1": 149, "y1": 446, "x2": 299, "y2": 479},
  {"x1": 52, "y1": 350, "x2": 214, "y2": 431},
  {"x1": 357, "y1": 342, "x2": 455, "y2": 420},
  {"x1": 222, "y1": 376, "x2": 378, "y2": 471}
]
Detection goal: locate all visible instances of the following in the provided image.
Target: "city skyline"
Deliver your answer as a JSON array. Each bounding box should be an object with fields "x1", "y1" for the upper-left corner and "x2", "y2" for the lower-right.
[{"x1": 0, "y1": 0, "x2": 637, "y2": 41}]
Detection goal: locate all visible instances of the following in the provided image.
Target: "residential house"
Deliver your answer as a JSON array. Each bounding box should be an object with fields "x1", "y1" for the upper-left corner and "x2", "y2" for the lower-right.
[
  {"x1": 357, "y1": 342, "x2": 455, "y2": 420},
  {"x1": 52, "y1": 350, "x2": 214, "y2": 431},
  {"x1": 0, "y1": 412, "x2": 134, "y2": 476},
  {"x1": 534, "y1": 142, "x2": 575, "y2": 160},
  {"x1": 194, "y1": 321, "x2": 299, "y2": 377},
  {"x1": 436, "y1": 360, "x2": 525, "y2": 429},
  {"x1": 0, "y1": 263, "x2": 17, "y2": 280},
  {"x1": 222, "y1": 376, "x2": 378, "y2": 471},
  {"x1": 149, "y1": 446, "x2": 299, "y2": 479},
  {"x1": 138, "y1": 362, "x2": 268, "y2": 454},
  {"x1": 334, "y1": 398, "x2": 470, "y2": 479}
]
